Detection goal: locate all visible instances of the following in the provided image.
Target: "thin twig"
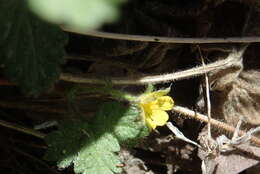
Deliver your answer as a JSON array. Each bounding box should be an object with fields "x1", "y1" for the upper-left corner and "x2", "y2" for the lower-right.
[
  {"x1": 60, "y1": 52, "x2": 240, "y2": 85},
  {"x1": 0, "y1": 119, "x2": 46, "y2": 139},
  {"x1": 172, "y1": 105, "x2": 260, "y2": 146},
  {"x1": 198, "y1": 46, "x2": 212, "y2": 140},
  {"x1": 62, "y1": 27, "x2": 260, "y2": 43}
]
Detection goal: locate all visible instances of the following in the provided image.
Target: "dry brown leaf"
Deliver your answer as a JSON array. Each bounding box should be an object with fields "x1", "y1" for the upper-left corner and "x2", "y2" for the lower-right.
[
  {"x1": 211, "y1": 144, "x2": 260, "y2": 174},
  {"x1": 198, "y1": 127, "x2": 260, "y2": 174}
]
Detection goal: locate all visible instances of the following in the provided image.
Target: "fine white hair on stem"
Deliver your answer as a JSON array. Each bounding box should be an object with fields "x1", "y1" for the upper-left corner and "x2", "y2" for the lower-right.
[
  {"x1": 62, "y1": 27, "x2": 260, "y2": 43},
  {"x1": 60, "y1": 51, "x2": 242, "y2": 85}
]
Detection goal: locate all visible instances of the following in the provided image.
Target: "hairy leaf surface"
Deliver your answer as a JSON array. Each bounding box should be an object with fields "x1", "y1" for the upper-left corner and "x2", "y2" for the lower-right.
[
  {"x1": 44, "y1": 121, "x2": 89, "y2": 168},
  {"x1": 45, "y1": 102, "x2": 148, "y2": 174}
]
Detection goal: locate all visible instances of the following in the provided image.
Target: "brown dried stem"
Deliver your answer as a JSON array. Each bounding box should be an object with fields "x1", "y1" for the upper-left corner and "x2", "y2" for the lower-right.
[
  {"x1": 198, "y1": 45, "x2": 212, "y2": 140},
  {"x1": 172, "y1": 105, "x2": 260, "y2": 146},
  {"x1": 0, "y1": 119, "x2": 46, "y2": 139}
]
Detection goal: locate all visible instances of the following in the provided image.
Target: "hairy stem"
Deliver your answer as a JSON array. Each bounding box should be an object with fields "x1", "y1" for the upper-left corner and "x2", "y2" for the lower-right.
[
  {"x1": 60, "y1": 51, "x2": 240, "y2": 85},
  {"x1": 172, "y1": 105, "x2": 260, "y2": 146}
]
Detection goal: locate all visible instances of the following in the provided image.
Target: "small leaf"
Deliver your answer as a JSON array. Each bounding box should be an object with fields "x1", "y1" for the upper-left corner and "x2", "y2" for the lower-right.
[
  {"x1": 27, "y1": 0, "x2": 124, "y2": 31},
  {"x1": 0, "y1": 0, "x2": 67, "y2": 95}
]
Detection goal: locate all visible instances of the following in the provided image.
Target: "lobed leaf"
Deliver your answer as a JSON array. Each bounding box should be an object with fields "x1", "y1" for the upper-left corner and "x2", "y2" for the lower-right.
[
  {"x1": 74, "y1": 131, "x2": 121, "y2": 174},
  {"x1": 44, "y1": 120, "x2": 89, "y2": 168},
  {"x1": 91, "y1": 102, "x2": 149, "y2": 145},
  {"x1": 45, "y1": 102, "x2": 148, "y2": 174}
]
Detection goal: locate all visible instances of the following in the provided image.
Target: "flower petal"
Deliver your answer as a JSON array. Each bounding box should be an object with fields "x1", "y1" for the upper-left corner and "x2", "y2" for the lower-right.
[
  {"x1": 154, "y1": 96, "x2": 174, "y2": 111},
  {"x1": 150, "y1": 110, "x2": 169, "y2": 126},
  {"x1": 141, "y1": 103, "x2": 153, "y2": 115},
  {"x1": 145, "y1": 117, "x2": 157, "y2": 129}
]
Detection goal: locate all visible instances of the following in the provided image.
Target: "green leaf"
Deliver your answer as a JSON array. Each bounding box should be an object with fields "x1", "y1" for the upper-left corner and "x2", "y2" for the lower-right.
[
  {"x1": 44, "y1": 120, "x2": 89, "y2": 168},
  {"x1": 27, "y1": 0, "x2": 124, "y2": 31},
  {"x1": 45, "y1": 102, "x2": 148, "y2": 174},
  {"x1": 74, "y1": 131, "x2": 121, "y2": 174},
  {"x1": 91, "y1": 102, "x2": 149, "y2": 145},
  {"x1": 45, "y1": 120, "x2": 121, "y2": 174},
  {"x1": 0, "y1": 0, "x2": 67, "y2": 95}
]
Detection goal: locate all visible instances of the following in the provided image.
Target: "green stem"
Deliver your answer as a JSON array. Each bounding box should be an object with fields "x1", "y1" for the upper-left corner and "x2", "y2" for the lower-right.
[
  {"x1": 0, "y1": 119, "x2": 46, "y2": 139},
  {"x1": 108, "y1": 88, "x2": 137, "y2": 102}
]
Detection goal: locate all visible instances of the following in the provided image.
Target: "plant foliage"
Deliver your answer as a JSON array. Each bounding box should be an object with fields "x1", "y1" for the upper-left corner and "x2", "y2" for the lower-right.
[
  {"x1": 0, "y1": 0, "x2": 67, "y2": 95},
  {"x1": 45, "y1": 102, "x2": 149, "y2": 174}
]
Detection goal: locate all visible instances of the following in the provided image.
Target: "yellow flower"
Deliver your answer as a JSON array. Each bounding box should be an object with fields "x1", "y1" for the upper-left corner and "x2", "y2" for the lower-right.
[{"x1": 139, "y1": 87, "x2": 174, "y2": 129}]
